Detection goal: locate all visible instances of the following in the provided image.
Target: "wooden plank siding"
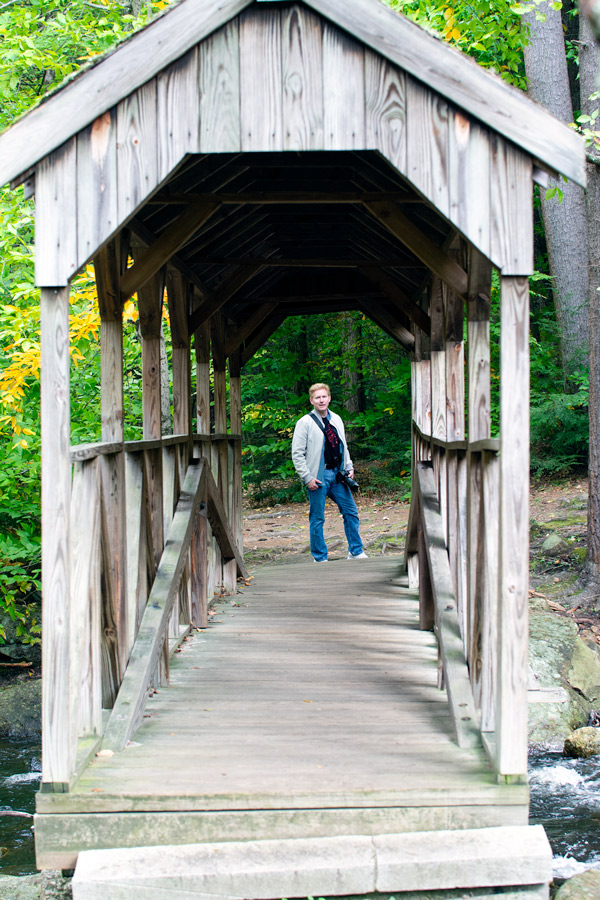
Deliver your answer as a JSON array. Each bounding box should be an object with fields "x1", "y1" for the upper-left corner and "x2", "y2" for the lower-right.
[{"x1": 34, "y1": 4, "x2": 536, "y2": 286}]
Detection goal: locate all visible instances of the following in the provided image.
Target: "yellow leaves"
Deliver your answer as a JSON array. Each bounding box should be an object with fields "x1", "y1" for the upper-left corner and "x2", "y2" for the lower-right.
[
  {"x1": 123, "y1": 299, "x2": 139, "y2": 323},
  {"x1": 442, "y1": 7, "x2": 461, "y2": 43}
]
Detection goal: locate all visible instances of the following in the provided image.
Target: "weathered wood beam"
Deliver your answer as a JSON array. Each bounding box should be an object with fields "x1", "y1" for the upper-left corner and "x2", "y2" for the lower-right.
[
  {"x1": 260, "y1": 292, "x2": 383, "y2": 305},
  {"x1": 497, "y1": 275, "x2": 529, "y2": 776},
  {"x1": 212, "y1": 314, "x2": 227, "y2": 434},
  {"x1": 240, "y1": 313, "x2": 286, "y2": 368},
  {"x1": 102, "y1": 460, "x2": 208, "y2": 752},
  {"x1": 120, "y1": 200, "x2": 220, "y2": 301},
  {"x1": 225, "y1": 303, "x2": 278, "y2": 357},
  {"x1": 279, "y1": 302, "x2": 361, "y2": 316},
  {"x1": 166, "y1": 271, "x2": 191, "y2": 450},
  {"x1": 416, "y1": 462, "x2": 481, "y2": 750},
  {"x1": 194, "y1": 321, "x2": 211, "y2": 435},
  {"x1": 41, "y1": 285, "x2": 74, "y2": 787},
  {"x1": 138, "y1": 268, "x2": 166, "y2": 342},
  {"x1": 128, "y1": 218, "x2": 213, "y2": 302},
  {"x1": 96, "y1": 243, "x2": 129, "y2": 690},
  {"x1": 205, "y1": 466, "x2": 247, "y2": 580},
  {"x1": 187, "y1": 264, "x2": 263, "y2": 335},
  {"x1": 94, "y1": 240, "x2": 122, "y2": 322},
  {"x1": 149, "y1": 190, "x2": 422, "y2": 205},
  {"x1": 357, "y1": 267, "x2": 431, "y2": 333},
  {"x1": 357, "y1": 302, "x2": 414, "y2": 350},
  {"x1": 363, "y1": 201, "x2": 468, "y2": 298},
  {"x1": 191, "y1": 257, "x2": 419, "y2": 268}
]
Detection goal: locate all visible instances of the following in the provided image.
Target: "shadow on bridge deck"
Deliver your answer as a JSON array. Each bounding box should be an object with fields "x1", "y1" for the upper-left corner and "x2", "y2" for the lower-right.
[{"x1": 35, "y1": 557, "x2": 528, "y2": 869}]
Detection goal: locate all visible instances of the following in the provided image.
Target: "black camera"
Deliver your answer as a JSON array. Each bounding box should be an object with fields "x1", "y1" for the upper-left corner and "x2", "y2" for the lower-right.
[{"x1": 336, "y1": 470, "x2": 359, "y2": 493}]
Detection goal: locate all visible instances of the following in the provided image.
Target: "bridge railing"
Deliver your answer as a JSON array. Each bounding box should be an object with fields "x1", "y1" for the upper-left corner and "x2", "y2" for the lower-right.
[
  {"x1": 404, "y1": 261, "x2": 530, "y2": 780},
  {"x1": 42, "y1": 433, "x2": 246, "y2": 792}
]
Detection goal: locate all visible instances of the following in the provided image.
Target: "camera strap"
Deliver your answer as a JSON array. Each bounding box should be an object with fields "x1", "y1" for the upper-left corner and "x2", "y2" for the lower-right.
[{"x1": 309, "y1": 412, "x2": 326, "y2": 433}]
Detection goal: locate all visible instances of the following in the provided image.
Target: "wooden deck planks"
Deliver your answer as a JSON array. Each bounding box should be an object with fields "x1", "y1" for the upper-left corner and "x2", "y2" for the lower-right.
[{"x1": 41, "y1": 559, "x2": 527, "y2": 812}]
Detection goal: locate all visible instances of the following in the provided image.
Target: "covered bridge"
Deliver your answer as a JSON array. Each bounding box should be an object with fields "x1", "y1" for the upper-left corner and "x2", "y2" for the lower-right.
[{"x1": 0, "y1": 0, "x2": 585, "y2": 895}]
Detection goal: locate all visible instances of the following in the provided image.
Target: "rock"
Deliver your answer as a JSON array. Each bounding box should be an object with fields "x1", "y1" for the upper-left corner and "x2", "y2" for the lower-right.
[
  {"x1": 541, "y1": 533, "x2": 570, "y2": 556},
  {"x1": 0, "y1": 873, "x2": 43, "y2": 899},
  {"x1": 569, "y1": 639, "x2": 600, "y2": 701},
  {"x1": 564, "y1": 726, "x2": 600, "y2": 758},
  {"x1": 0, "y1": 679, "x2": 41, "y2": 738},
  {"x1": 555, "y1": 868, "x2": 600, "y2": 899},
  {"x1": 529, "y1": 610, "x2": 594, "y2": 742}
]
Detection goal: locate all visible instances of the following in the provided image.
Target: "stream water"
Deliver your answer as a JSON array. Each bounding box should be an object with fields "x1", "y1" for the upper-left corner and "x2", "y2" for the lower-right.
[
  {"x1": 0, "y1": 740, "x2": 598, "y2": 881},
  {"x1": 0, "y1": 738, "x2": 40, "y2": 876}
]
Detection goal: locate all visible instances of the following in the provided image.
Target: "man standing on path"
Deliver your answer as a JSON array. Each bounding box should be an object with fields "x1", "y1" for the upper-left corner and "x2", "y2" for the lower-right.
[{"x1": 291, "y1": 382, "x2": 367, "y2": 563}]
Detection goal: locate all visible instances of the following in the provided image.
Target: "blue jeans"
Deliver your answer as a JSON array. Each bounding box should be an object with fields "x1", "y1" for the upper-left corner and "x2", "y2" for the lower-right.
[{"x1": 308, "y1": 469, "x2": 363, "y2": 561}]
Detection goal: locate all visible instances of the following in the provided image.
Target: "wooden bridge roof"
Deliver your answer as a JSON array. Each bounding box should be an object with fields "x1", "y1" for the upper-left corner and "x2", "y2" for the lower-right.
[{"x1": 0, "y1": 0, "x2": 585, "y2": 348}]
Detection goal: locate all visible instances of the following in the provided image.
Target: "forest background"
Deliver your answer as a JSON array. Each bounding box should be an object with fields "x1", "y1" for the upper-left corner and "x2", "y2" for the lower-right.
[{"x1": 0, "y1": 0, "x2": 595, "y2": 644}]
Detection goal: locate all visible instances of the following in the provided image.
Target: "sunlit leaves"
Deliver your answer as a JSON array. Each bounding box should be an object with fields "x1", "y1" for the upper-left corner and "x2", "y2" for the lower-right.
[{"x1": 386, "y1": 0, "x2": 529, "y2": 88}]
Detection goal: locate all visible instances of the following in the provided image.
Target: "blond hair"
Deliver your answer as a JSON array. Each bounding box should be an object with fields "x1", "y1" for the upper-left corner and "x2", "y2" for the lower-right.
[{"x1": 309, "y1": 382, "x2": 330, "y2": 399}]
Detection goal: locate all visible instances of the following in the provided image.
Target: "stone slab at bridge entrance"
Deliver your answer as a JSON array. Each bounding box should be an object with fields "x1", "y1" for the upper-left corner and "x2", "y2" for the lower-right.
[{"x1": 0, "y1": 0, "x2": 586, "y2": 894}]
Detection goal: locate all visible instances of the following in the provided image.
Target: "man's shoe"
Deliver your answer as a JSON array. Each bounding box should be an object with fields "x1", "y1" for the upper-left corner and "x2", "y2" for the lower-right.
[
  {"x1": 313, "y1": 558, "x2": 328, "y2": 562},
  {"x1": 347, "y1": 551, "x2": 368, "y2": 559}
]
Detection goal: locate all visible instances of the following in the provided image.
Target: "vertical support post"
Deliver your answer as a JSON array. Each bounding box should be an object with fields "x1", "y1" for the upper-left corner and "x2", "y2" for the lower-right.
[
  {"x1": 466, "y1": 248, "x2": 493, "y2": 713},
  {"x1": 195, "y1": 320, "x2": 211, "y2": 436},
  {"x1": 139, "y1": 269, "x2": 166, "y2": 569},
  {"x1": 167, "y1": 271, "x2": 191, "y2": 450},
  {"x1": 417, "y1": 501, "x2": 434, "y2": 631},
  {"x1": 193, "y1": 319, "x2": 212, "y2": 607},
  {"x1": 444, "y1": 278, "x2": 466, "y2": 637},
  {"x1": 95, "y1": 241, "x2": 128, "y2": 688},
  {"x1": 138, "y1": 267, "x2": 166, "y2": 682},
  {"x1": 497, "y1": 275, "x2": 529, "y2": 775},
  {"x1": 230, "y1": 348, "x2": 244, "y2": 555},
  {"x1": 41, "y1": 285, "x2": 74, "y2": 787},
  {"x1": 213, "y1": 314, "x2": 236, "y2": 591},
  {"x1": 429, "y1": 278, "x2": 447, "y2": 533}
]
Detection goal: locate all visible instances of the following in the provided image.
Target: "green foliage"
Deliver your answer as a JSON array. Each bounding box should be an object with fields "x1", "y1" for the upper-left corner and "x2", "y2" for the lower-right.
[
  {"x1": 0, "y1": 0, "x2": 169, "y2": 132},
  {"x1": 386, "y1": 0, "x2": 528, "y2": 87},
  {"x1": 0, "y1": 0, "x2": 170, "y2": 645},
  {"x1": 241, "y1": 314, "x2": 412, "y2": 504}
]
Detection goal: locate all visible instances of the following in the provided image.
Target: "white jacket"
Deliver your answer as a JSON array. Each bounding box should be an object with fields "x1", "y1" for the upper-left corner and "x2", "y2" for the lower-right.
[{"x1": 291, "y1": 411, "x2": 353, "y2": 484}]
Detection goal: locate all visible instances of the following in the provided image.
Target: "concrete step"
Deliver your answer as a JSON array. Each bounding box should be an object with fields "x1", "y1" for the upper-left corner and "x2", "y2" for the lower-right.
[{"x1": 71, "y1": 824, "x2": 552, "y2": 899}]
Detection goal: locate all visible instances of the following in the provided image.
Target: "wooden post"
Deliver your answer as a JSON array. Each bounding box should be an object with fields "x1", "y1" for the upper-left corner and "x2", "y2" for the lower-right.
[
  {"x1": 213, "y1": 313, "x2": 236, "y2": 591},
  {"x1": 429, "y1": 278, "x2": 447, "y2": 533},
  {"x1": 41, "y1": 285, "x2": 75, "y2": 787},
  {"x1": 444, "y1": 279, "x2": 466, "y2": 638},
  {"x1": 192, "y1": 319, "x2": 211, "y2": 614},
  {"x1": 139, "y1": 269, "x2": 166, "y2": 570},
  {"x1": 95, "y1": 241, "x2": 128, "y2": 689},
  {"x1": 230, "y1": 348, "x2": 244, "y2": 555},
  {"x1": 466, "y1": 248, "x2": 493, "y2": 711},
  {"x1": 71, "y1": 460, "x2": 102, "y2": 739},
  {"x1": 481, "y1": 449, "x2": 499, "y2": 733},
  {"x1": 497, "y1": 275, "x2": 529, "y2": 775},
  {"x1": 195, "y1": 320, "x2": 211, "y2": 435},
  {"x1": 417, "y1": 500, "x2": 434, "y2": 631},
  {"x1": 167, "y1": 270, "x2": 192, "y2": 447}
]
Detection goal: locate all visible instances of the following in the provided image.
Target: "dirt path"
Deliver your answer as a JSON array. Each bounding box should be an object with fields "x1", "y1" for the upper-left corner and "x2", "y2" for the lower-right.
[
  {"x1": 243, "y1": 493, "x2": 409, "y2": 566},
  {"x1": 242, "y1": 476, "x2": 600, "y2": 644}
]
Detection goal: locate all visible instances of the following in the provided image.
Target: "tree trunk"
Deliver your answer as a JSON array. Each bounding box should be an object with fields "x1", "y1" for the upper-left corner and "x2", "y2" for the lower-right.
[
  {"x1": 343, "y1": 313, "x2": 362, "y2": 415},
  {"x1": 579, "y1": 13, "x2": 600, "y2": 587},
  {"x1": 523, "y1": 2, "x2": 589, "y2": 381}
]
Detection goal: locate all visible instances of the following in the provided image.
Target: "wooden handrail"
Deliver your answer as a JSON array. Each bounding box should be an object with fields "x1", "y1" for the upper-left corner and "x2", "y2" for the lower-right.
[
  {"x1": 70, "y1": 434, "x2": 191, "y2": 462},
  {"x1": 411, "y1": 421, "x2": 500, "y2": 453},
  {"x1": 416, "y1": 462, "x2": 481, "y2": 751},
  {"x1": 102, "y1": 460, "x2": 207, "y2": 752}
]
